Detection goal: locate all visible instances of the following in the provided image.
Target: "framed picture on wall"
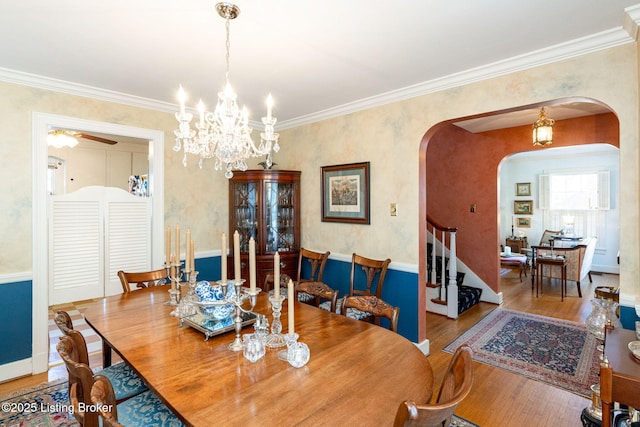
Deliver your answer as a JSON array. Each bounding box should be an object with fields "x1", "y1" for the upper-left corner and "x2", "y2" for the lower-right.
[
  {"x1": 517, "y1": 217, "x2": 531, "y2": 228},
  {"x1": 514, "y1": 200, "x2": 533, "y2": 214},
  {"x1": 516, "y1": 182, "x2": 531, "y2": 196},
  {"x1": 321, "y1": 162, "x2": 370, "y2": 224}
]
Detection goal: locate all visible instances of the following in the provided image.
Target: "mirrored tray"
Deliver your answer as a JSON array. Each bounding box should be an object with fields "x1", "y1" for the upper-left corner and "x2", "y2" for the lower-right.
[{"x1": 181, "y1": 311, "x2": 257, "y2": 341}]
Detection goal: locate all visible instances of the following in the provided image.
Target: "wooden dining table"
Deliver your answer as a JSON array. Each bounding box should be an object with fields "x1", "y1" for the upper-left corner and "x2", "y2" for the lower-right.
[{"x1": 84, "y1": 285, "x2": 434, "y2": 426}]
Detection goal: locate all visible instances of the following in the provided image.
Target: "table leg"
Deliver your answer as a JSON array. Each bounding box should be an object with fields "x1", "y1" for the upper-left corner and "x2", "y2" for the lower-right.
[{"x1": 102, "y1": 340, "x2": 112, "y2": 367}]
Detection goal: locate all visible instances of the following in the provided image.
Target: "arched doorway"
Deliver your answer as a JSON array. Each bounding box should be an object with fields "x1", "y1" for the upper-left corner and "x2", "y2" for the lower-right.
[{"x1": 417, "y1": 97, "x2": 619, "y2": 343}]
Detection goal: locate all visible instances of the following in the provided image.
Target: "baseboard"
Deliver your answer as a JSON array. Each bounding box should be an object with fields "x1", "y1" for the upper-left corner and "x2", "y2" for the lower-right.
[
  {"x1": 0, "y1": 358, "x2": 32, "y2": 383},
  {"x1": 415, "y1": 339, "x2": 430, "y2": 356}
]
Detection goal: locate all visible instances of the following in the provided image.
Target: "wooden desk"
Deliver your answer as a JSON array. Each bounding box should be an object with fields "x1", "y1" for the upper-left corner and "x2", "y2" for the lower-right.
[
  {"x1": 601, "y1": 327, "x2": 640, "y2": 427},
  {"x1": 84, "y1": 285, "x2": 434, "y2": 426}
]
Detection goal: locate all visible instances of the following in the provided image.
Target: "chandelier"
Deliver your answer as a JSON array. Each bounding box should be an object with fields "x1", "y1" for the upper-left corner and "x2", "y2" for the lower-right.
[
  {"x1": 173, "y1": 2, "x2": 279, "y2": 179},
  {"x1": 532, "y1": 107, "x2": 554, "y2": 147}
]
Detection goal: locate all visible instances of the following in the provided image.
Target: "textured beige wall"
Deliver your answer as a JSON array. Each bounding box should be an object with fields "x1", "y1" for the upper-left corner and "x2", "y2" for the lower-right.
[
  {"x1": 1, "y1": 43, "x2": 638, "y2": 299},
  {"x1": 279, "y1": 43, "x2": 639, "y2": 293},
  {"x1": 0, "y1": 82, "x2": 230, "y2": 273}
]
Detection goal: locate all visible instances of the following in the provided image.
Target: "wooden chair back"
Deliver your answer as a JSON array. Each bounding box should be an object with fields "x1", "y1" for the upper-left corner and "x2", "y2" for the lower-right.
[
  {"x1": 540, "y1": 229, "x2": 561, "y2": 246},
  {"x1": 296, "y1": 281, "x2": 339, "y2": 312},
  {"x1": 118, "y1": 268, "x2": 168, "y2": 293},
  {"x1": 57, "y1": 334, "x2": 100, "y2": 427},
  {"x1": 393, "y1": 344, "x2": 473, "y2": 427},
  {"x1": 340, "y1": 295, "x2": 399, "y2": 332},
  {"x1": 349, "y1": 253, "x2": 391, "y2": 299},
  {"x1": 91, "y1": 375, "x2": 124, "y2": 427},
  {"x1": 296, "y1": 248, "x2": 330, "y2": 283},
  {"x1": 54, "y1": 310, "x2": 74, "y2": 335}
]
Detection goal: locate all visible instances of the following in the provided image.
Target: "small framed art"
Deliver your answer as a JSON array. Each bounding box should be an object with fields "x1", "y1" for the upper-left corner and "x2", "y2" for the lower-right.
[
  {"x1": 517, "y1": 217, "x2": 531, "y2": 228},
  {"x1": 514, "y1": 200, "x2": 533, "y2": 214},
  {"x1": 516, "y1": 182, "x2": 531, "y2": 196}
]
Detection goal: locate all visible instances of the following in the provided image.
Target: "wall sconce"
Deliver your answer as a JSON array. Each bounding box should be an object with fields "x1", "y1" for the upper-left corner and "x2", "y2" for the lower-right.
[{"x1": 532, "y1": 107, "x2": 554, "y2": 147}]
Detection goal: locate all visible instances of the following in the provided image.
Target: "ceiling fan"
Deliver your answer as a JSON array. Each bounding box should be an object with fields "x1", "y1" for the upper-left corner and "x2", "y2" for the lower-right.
[{"x1": 47, "y1": 129, "x2": 118, "y2": 148}]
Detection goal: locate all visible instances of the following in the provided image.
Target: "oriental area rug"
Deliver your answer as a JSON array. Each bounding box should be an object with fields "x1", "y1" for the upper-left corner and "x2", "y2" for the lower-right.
[
  {"x1": 444, "y1": 308, "x2": 599, "y2": 398},
  {"x1": 1, "y1": 379, "x2": 479, "y2": 427}
]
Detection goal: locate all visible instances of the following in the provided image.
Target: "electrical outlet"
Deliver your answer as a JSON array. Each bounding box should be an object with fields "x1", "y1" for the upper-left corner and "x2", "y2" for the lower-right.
[
  {"x1": 390, "y1": 203, "x2": 397, "y2": 216},
  {"x1": 470, "y1": 204, "x2": 476, "y2": 213}
]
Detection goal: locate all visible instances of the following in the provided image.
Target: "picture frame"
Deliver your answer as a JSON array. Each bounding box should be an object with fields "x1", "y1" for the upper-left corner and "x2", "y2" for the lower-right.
[
  {"x1": 517, "y1": 217, "x2": 531, "y2": 228},
  {"x1": 516, "y1": 182, "x2": 531, "y2": 196},
  {"x1": 321, "y1": 162, "x2": 370, "y2": 224},
  {"x1": 514, "y1": 200, "x2": 533, "y2": 214}
]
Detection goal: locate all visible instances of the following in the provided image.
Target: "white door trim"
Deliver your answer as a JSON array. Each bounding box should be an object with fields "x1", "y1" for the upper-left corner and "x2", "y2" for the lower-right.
[{"x1": 32, "y1": 112, "x2": 164, "y2": 375}]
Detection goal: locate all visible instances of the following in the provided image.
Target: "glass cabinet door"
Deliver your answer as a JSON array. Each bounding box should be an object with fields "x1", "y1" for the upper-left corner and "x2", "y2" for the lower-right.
[
  {"x1": 232, "y1": 181, "x2": 258, "y2": 252},
  {"x1": 264, "y1": 180, "x2": 295, "y2": 253}
]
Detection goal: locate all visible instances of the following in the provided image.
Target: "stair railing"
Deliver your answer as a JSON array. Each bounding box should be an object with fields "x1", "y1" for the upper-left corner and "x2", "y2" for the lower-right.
[{"x1": 426, "y1": 215, "x2": 459, "y2": 318}]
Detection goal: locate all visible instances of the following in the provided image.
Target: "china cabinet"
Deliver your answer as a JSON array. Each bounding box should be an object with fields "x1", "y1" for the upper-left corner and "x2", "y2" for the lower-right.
[{"x1": 229, "y1": 170, "x2": 301, "y2": 289}]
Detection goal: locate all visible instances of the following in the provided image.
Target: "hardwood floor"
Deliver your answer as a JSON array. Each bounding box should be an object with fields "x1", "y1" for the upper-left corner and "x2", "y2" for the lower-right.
[
  {"x1": 0, "y1": 269, "x2": 617, "y2": 427},
  {"x1": 426, "y1": 269, "x2": 617, "y2": 427}
]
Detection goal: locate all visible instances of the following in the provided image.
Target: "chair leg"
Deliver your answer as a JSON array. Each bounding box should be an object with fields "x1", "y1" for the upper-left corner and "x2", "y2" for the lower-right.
[{"x1": 576, "y1": 280, "x2": 582, "y2": 298}]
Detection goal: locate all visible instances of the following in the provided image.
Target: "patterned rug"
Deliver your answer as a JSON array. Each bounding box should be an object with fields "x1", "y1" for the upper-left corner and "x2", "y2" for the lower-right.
[
  {"x1": 0, "y1": 379, "x2": 479, "y2": 426},
  {"x1": 0, "y1": 379, "x2": 77, "y2": 426},
  {"x1": 444, "y1": 308, "x2": 599, "y2": 398}
]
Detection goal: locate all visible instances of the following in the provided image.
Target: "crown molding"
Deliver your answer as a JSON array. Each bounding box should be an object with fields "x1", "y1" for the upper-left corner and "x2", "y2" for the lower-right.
[
  {"x1": 0, "y1": 17, "x2": 638, "y2": 132},
  {"x1": 277, "y1": 26, "x2": 636, "y2": 130}
]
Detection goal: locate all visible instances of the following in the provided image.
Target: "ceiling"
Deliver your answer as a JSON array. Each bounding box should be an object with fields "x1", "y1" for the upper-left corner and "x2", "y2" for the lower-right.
[{"x1": 1, "y1": 1, "x2": 638, "y2": 130}]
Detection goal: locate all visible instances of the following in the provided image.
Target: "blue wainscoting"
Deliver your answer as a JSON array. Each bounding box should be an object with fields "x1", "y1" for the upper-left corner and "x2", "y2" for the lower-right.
[
  {"x1": 620, "y1": 305, "x2": 640, "y2": 330},
  {"x1": 0, "y1": 280, "x2": 32, "y2": 364}
]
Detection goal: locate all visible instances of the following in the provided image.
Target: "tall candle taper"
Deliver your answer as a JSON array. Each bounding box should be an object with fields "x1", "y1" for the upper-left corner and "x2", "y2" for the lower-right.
[
  {"x1": 175, "y1": 224, "x2": 180, "y2": 265},
  {"x1": 249, "y1": 237, "x2": 256, "y2": 292},
  {"x1": 221, "y1": 233, "x2": 227, "y2": 282},
  {"x1": 190, "y1": 240, "x2": 195, "y2": 273},
  {"x1": 288, "y1": 279, "x2": 295, "y2": 335},
  {"x1": 165, "y1": 226, "x2": 171, "y2": 265},
  {"x1": 233, "y1": 230, "x2": 241, "y2": 280},
  {"x1": 274, "y1": 252, "x2": 280, "y2": 298},
  {"x1": 185, "y1": 228, "x2": 191, "y2": 270}
]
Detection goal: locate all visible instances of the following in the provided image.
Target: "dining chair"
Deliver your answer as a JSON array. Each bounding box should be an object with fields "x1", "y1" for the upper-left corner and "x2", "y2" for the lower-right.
[
  {"x1": 322, "y1": 253, "x2": 391, "y2": 319},
  {"x1": 393, "y1": 344, "x2": 474, "y2": 427},
  {"x1": 91, "y1": 374, "x2": 185, "y2": 427},
  {"x1": 54, "y1": 311, "x2": 148, "y2": 403},
  {"x1": 339, "y1": 295, "x2": 399, "y2": 332},
  {"x1": 57, "y1": 335, "x2": 183, "y2": 427},
  {"x1": 118, "y1": 268, "x2": 168, "y2": 293},
  {"x1": 294, "y1": 248, "x2": 339, "y2": 310}
]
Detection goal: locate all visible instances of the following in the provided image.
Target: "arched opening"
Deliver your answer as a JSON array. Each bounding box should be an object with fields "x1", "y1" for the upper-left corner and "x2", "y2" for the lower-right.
[{"x1": 417, "y1": 97, "x2": 619, "y2": 343}]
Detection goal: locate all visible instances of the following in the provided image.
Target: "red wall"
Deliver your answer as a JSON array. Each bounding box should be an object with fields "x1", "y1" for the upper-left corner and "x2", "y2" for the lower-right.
[{"x1": 425, "y1": 113, "x2": 619, "y2": 292}]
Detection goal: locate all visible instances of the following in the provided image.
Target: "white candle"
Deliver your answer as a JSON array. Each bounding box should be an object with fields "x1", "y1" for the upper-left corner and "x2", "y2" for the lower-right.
[
  {"x1": 249, "y1": 237, "x2": 256, "y2": 292},
  {"x1": 274, "y1": 252, "x2": 280, "y2": 298},
  {"x1": 233, "y1": 230, "x2": 241, "y2": 280},
  {"x1": 221, "y1": 233, "x2": 227, "y2": 282},
  {"x1": 266, "y1": 93, "x2": 273, "y2": 120},
  {"x1": 178, "y1": 86, "x2": 186, "y2": 115},
  {"x1": 190, "y1": 240, "x2": 195, "y2": 273},
  {"x1": 175, "y1": 224, "x2": 180, "y2": 265},
  {"x1": 165, "y1": 226, "x2": 171, "y2": 265},
  {"x1": 288, "y1": 279, "x2": 295, "y2": 335},
  {"x1": 185, "y1": 228, "x2": 191, "y2": 270},
  {"x1": 198, "y1": 99, "x2": 205, "y2": 127}
]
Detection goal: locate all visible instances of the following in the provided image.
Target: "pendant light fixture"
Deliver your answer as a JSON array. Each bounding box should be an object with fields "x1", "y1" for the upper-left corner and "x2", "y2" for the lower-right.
[{"x1": 532, "y1": 107, "x2": 554, "y2": 147}]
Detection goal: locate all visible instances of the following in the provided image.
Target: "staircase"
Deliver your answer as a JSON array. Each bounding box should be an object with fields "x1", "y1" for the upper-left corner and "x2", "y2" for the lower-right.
[{"x1": 426, "y1": 217, "x2": 483, "y2": 317}]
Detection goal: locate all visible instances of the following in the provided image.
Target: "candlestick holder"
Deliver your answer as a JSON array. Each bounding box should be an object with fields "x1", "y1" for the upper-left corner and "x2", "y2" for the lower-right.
[
  {"x1": 226, "y1": 280, "x2": 261, "y2": 352},
  {"x1": 265, "y1": 295, "x2": 286, "y2": 348},
  {"x1": 165, "y1": 261, "x2": 183, "y2": 307},
  {"x1": 176, "y1": 270, "x2": 199, "y2": 318}
]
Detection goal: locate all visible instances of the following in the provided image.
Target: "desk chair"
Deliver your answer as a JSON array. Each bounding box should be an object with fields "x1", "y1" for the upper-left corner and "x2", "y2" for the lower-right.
[
  {"x1": 118, "y1": 268, "x2": 168, "y2": 293},
  {"x1": 54, "y1": 311, "x2": 147, "y2": 403},
  {"x1": 339, "y1": 295, "x2": 399, "y2": 332},
  {"x1": 393, "y1": 344, "x2": 474, "y2": 427},
  {"x1": 57, "y1": 336, "x2": 183, "y2": 427}
]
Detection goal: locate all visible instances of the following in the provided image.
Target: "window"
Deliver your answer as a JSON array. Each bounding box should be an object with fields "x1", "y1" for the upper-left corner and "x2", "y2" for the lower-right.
[{"x1": 539, "y1": 170, "x2": 609, "y2": 245}]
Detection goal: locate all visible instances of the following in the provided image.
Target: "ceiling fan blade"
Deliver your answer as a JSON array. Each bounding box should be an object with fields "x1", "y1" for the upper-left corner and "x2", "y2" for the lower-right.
[{"x1": 74, "y1": 133, "x2": 118, "y2": 145}]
